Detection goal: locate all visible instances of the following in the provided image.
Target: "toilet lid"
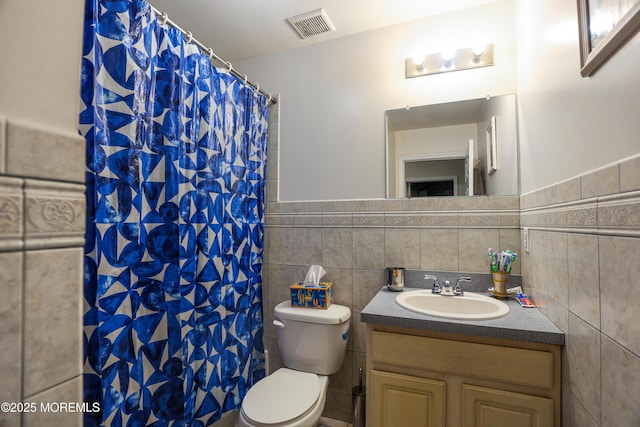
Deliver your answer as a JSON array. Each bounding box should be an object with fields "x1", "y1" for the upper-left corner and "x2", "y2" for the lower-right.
[{"x1": 243, "y1": 368, "x2": 320, "y2": 425}]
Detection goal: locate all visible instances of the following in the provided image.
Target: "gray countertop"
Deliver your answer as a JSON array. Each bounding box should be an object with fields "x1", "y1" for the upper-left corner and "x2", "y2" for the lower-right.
[{"x1": 361, "y1": 287, "x2": 565, "y2": 346}]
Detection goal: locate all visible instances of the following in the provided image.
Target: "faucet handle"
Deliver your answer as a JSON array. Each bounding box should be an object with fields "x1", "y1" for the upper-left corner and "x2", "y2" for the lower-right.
[
  {"x1": 424, "y1": 274, "x2": 441, "y2": 294},
  {"x1": 454, "y1": 277, "x2": 472, "y2": 296}
]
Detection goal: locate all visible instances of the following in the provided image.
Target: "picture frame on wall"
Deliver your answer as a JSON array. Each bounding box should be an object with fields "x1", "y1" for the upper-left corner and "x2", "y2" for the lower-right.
[
  {"x1": 486, "y1": 116, "x2": 497, "y2": 176},
  {"x1": 578, "y1": 0, "x2": 640, "y2": 77}
]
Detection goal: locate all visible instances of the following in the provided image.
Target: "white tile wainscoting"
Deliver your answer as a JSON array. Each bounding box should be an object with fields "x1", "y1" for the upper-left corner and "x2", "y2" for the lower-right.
[
  {"x1": 0, "y1": 116, "x2": 85, "y2": 427},
  {"x1": 520, "y1": 155, "x2": 640, "y2": 427}
]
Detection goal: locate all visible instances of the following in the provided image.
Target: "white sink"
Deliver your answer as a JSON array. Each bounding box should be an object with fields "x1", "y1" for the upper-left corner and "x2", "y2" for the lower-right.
[{"x1": 396, "y1": 290, "x2": 509, "y2": 320}]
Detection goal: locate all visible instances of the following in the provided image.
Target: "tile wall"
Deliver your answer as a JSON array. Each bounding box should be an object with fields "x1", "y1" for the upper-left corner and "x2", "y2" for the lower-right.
[
  {"x1": 0, "y1": 116, "x2": 86, "y2": 427},
  {"x1": 521, "y1": 155, "x2": 640, "y2": 427},
  {"x1": 263, "y1": 196, "x2": 522, "y2": 421}
]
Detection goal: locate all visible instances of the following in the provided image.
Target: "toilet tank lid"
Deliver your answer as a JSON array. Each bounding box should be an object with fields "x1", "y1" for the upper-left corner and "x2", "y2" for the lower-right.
[{"x1": 275, "y1": 301, "x2": 351, "y2": 324}]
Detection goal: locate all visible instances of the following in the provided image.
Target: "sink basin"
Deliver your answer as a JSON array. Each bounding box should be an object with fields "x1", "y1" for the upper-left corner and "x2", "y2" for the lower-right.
[{"x1": 396, "y1": 290, "x2": 509, "y2": 320}]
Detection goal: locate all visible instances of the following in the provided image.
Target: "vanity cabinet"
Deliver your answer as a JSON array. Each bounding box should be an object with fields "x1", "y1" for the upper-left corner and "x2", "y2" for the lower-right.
[{"x1": 366, "y1": 326, "x2": 561, "y2": 427}]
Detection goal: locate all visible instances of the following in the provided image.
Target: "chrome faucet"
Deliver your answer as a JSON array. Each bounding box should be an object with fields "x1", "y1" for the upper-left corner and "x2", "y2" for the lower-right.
[
  {"x1": 439, "y1": 280, "x2": 452, "y2": 295},
  {"x1": 424, "y1": 274, "x2": 441, "y2": 294},
  {"x1": 453, "y1": 277, "x2": 471, "y2": 296},
  {"x1": 426, "y1": 275, "x2": 471, "y2": 296}
]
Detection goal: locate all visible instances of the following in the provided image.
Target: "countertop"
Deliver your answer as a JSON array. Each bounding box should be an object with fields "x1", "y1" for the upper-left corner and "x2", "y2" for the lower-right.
[{"x1": 361, "y1": 287, "x2": 565, "y2": 346}]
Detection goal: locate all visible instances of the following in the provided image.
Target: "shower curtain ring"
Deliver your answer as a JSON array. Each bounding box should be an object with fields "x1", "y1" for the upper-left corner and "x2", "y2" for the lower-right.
[
  {"x1": 267, "y1": 94, "x2": 272, "y2": 103},
  {"x1": 184, "y1": 31, "x2": 193, "y2": 43},
  {"x1": 207, "y1": 48, "x2": 214, "y2": 59},
  {"x1": 226, "y1": 61, "x2": 233, "y2": 73},
  {"x1": 243, "y1": 74, "x2": 248, "y2": 85},
  {"x1": 159, "y1": 12, "x2": 168, "y2": 24},
  {"x1": 254, "y1": 83, "x2": 260, "y2": 93}
]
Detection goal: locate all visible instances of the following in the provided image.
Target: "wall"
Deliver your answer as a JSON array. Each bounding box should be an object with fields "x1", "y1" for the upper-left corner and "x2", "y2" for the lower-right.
[
  {"x1": 238, "y1": 0, "x2": 517, "y2": 201},
  {"x1": 0, "y1": 1, "x2": 84, "y2": 134},
  {"x1": 516, "y1": 1, "x2": 640, "y2": 194},
  {"x1": 515, "y1": 1, "x2": 640, "y2": 426},
  {"x1": 0, "y1": 1, "x2": 86, "y2": 427}
]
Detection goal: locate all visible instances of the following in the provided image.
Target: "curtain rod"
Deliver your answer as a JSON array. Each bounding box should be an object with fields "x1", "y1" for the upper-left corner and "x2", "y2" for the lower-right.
[{"x1": 149, "y1": 5, "x2": 276, "y2": 105}]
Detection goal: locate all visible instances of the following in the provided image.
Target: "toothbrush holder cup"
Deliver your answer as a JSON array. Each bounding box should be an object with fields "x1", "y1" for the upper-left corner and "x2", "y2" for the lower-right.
[{"x1": 491, "y1": 271, "x2": 511, "y2": 296}]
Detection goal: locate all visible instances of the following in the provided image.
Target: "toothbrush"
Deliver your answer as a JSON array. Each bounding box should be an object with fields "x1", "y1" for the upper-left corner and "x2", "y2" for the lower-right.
[
  {"x1": 508, "y1": 252, "x2": 517, "y2": 272},
  {"x1": 488, "y1": 248, "x2": 497, "y2": 272},
  {"x1": 505, "y1": 250, "x2": 513, "y2": 271},
  {"x1": 499, "y1": 250, "x2": 508, "y2": 271}
]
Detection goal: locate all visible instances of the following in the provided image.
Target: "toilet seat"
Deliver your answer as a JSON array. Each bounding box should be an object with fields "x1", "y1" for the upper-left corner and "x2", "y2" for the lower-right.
[{"x1": 241, "y1": 368, "x2": 321, "y2": 425}]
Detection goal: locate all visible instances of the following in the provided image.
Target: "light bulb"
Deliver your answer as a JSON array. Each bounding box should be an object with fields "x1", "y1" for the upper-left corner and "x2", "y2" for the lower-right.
[
  {"x1": 441, "y1": 49, "x2": 455, "y2": 63},
  {"x1": 412, "y1": 52, "x2": 425, "y2": 67},
  {"x1": 472, "y1": 44, "x2": 486, "y2": 57}
]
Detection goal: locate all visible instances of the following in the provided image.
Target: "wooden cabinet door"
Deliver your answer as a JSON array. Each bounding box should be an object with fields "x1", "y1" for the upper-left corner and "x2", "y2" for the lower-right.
[
  {"x1": 370, "y1": 370, "x2": 446, "y2": 427},
  {"x1": 462, "y1": 384, "x2": 554, "y2": 427}
]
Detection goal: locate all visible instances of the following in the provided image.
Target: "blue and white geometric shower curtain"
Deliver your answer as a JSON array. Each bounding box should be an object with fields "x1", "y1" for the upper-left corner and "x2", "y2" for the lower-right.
[{"x1": 79, "y1": 1, "x2": 268, "y2": 425}]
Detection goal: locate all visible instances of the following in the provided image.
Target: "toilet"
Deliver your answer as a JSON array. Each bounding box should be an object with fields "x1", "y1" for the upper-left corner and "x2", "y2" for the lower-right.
[{"x1": 238, "y1": 301, "x2": 351, "y2": 427}]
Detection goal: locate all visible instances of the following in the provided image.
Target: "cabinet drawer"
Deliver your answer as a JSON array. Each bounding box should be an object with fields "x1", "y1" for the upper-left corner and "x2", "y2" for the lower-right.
[{"x1": 371, "y1": 331, "x2": 555, "y2": 389}]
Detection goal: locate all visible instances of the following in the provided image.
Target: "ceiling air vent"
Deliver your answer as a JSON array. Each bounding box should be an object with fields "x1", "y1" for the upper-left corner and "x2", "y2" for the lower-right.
[{"x1": 286, "y1": 8, "x2": 336, "y2": 39}]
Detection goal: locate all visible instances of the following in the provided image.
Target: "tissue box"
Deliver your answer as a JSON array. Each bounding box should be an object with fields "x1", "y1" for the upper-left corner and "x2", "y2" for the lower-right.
[{"x1": 290, "y1": 281, "x2": 333, "y2": 309}]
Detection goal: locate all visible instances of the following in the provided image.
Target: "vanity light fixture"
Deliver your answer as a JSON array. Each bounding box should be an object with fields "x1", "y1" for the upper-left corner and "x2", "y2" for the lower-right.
[{"x1": 405, "y1": 44, "x2": 494, "y2": 78}]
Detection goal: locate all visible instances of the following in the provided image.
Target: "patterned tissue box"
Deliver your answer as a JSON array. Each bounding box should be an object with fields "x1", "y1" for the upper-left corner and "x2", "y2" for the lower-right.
[{"x1": 290, "y1": 281, "x2": 333, "y2": 309}]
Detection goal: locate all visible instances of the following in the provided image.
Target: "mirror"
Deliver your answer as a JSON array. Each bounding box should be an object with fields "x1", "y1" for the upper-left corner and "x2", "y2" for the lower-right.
[{"x1": 386, "y1": 94, "x2": 518, "y2": 198}]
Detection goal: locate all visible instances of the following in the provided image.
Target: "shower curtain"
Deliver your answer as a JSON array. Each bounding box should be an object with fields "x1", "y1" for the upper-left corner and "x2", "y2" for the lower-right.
[{"x1": 80, "y1": 1, "x2": 268, "y2": 425}]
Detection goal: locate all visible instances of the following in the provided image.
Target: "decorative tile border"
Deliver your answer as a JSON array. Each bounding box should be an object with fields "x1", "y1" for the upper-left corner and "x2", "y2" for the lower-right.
[
  {"x1": 521, "y1": 198, "x2": 598, "y2": 229},
  {"x1": 322, "y1": 214, "x2": 353, "y2": 226},
  {"x1": 294, "y1": 215, "x2": 323, "y2": 226},
  {"x1": 520, "y1": 154, "x2": 640, "y2": 237},
  {"x1": 24, "y1": 179, "x2": 86, "y2": 250},
  {"x1": 271, "y1": 195, "x2": 520, "y2": 215},
  {"x1": 353, "y1": 213, "x2": 385, "y2": 227},
  {"x1": 266, "y1": 208, "x2": 520, "y2": 230},
  {"x1": 0, "y1": 177, "x2": 23, "y2": 252},
  {"x1": 598, "y1": 190, "x2": 640, "y2": 231},
  {"x1": 0, "y1": 176, "x2": 87, "y2": 251}
]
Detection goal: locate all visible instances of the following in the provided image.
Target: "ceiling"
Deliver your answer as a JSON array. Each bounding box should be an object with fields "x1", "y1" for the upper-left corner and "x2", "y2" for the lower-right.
[{"x1": 146, "y1": 0, "x2": 500, "y2": 63}]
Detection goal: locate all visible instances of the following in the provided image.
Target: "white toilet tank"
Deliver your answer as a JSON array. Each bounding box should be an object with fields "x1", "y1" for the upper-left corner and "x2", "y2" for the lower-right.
[{"x1": 273, "y1": 301, "x2": 351, "y2": 375}]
